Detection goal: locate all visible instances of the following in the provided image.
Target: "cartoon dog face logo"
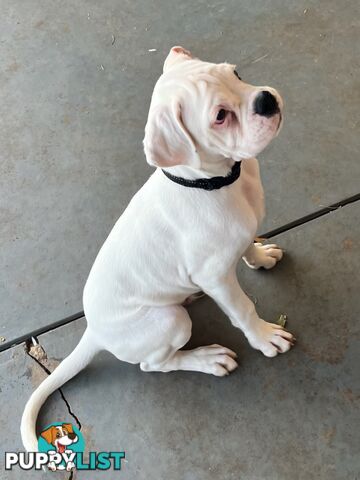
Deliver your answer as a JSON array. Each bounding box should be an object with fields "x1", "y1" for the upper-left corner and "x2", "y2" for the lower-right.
[{"x1": 41, "y1": 423, "x2": 78, "y2": 454}]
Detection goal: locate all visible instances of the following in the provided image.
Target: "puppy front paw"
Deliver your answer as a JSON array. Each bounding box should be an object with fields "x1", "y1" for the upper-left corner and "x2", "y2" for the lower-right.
[
  {"x1": 246, "y1": 319, "x2": 295, "y2": 357},
  {"x1": 243, "y1": 243, "x2": 283, "y2": 270}
]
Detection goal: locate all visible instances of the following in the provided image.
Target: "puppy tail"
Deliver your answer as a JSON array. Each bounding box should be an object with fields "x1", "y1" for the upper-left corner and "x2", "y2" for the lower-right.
[{"x1": 20, "y1": 328, "x2": 100, "y2": 452}]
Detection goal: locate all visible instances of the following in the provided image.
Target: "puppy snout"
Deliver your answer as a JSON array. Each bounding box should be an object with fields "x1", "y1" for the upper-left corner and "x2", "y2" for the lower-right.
[
  {"x1": 254, "y1": 90, "x2": 280, "y2": 118},
  {"x1": 67, "y1": 432, "x2": 77, "y2": 440}
]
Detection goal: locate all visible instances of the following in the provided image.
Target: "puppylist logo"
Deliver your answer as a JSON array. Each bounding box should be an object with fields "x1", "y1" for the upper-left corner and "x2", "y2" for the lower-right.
[{"x1": 5, "y1": 422, "x2": 125, "y2": 472}]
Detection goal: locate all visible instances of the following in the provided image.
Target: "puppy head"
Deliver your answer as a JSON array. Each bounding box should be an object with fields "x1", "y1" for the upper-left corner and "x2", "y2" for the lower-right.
[{"x1": 143, "y1": 46, "x2": 283, "y2": 169}]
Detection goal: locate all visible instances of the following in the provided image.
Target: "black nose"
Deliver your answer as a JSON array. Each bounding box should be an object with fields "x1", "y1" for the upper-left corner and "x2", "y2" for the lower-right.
[
  {"x1": 68, "y1": 432, "x2": 76, "y2": 440},
  {"x1": 254, "y1": 90, "x2": 279, "y2": 117}
]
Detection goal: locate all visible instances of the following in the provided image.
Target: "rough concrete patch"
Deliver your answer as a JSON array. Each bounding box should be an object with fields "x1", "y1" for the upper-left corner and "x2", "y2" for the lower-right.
[
  {"x1": 25, "y1": 356, "x2": 60, "y2": 388},
  {"x1": 322, "y1": 427, "x2": 336, "y2": 445},
  {"x1": 298, "y1": 327, "x2": 349, "y2": 365},
  {"x1": 79, "y1": 424, "x2": 94, "y2": 455},
  {"x1": 341, "y1": 388, "x2": 360, "y2": 405},
  {"x1": 34, "y1": 19, "x2": 45, "y2": 28},
  {"x1": 6, "y1": 62, "x2": 20, "y2": 73},
  {"x1": 29, "y1": 343, "x2": 47, "y2": 361},
  {"x1": 342, "y1": 238, "x2": 353, "y2": 251}
]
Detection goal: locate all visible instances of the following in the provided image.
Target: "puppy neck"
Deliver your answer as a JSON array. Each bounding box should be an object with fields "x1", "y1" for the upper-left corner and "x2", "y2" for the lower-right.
[{"x1": 162, "y1": 154, "x2": 236, "y2": 180}]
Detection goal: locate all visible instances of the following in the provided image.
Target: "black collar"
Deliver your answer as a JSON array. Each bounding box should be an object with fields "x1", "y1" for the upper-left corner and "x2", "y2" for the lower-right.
[{"x1": 162, "y1": 161, "x2": 241, "y2": 191}]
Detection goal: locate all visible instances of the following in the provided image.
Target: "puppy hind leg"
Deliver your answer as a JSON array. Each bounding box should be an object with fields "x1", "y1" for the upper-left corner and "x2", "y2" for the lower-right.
[
  {"x1": 139, "y1": 306, "x2": 238, "y2": 377},
  {"x1": 139, "y1": 305, "x2": 192, "y2": 372},
  {"x1": 142, "y1": 344, "x2": 238, "y2": 377}
]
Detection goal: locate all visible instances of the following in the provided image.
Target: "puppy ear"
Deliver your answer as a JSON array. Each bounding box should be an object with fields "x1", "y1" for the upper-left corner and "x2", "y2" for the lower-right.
[
  {"x1": 41, "y1": 426, "x2": 56, "y2": 445},
  {"x1": 163, "y1": 46, "x2": 193, "y2": 73},
  {"x1": 143, "y1": 98, "x2": 200, "y2": 168},
  {"x1": 62, "y1": 423, "x2": 74, "y2": 434}
]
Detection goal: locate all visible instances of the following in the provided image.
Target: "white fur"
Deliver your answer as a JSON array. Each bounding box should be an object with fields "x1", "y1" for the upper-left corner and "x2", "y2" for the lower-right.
[{"x1": 21, "y1": 47, "x2": 294, "y2": 452}]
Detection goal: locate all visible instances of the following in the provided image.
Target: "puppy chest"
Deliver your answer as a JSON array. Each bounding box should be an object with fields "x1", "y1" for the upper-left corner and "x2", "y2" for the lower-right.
[{"x1": 184, "y1": 199, "x2": 259, "y2": 266}]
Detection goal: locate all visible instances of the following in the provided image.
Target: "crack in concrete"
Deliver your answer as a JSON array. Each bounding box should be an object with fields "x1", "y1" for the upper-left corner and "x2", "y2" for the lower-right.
[{"x1": 24, "y1": 338, "x2": 81, "y2": 480}]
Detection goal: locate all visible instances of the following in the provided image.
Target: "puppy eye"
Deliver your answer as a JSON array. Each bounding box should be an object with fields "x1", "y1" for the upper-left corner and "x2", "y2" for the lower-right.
[
  {"x1": 215, "y1": 109, "x2": 227, "y2": 124},
  {"x1": 234, "y1": 70, "x2": 242, "y2": 80}
]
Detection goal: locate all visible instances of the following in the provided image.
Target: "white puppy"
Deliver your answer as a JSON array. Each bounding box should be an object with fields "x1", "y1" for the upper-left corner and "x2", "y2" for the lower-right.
[{"x1": 21, "y1": 47, "x2": 294, "y2": 452}]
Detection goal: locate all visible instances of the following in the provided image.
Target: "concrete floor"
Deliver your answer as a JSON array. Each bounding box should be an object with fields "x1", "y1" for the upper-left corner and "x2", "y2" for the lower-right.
[{"x1": 1, "y1": 0, "x2": 359, "y2": 479}]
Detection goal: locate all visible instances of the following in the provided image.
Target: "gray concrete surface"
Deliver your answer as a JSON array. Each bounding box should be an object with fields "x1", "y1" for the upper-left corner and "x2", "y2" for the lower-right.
[
  {"x1": 1, "y1": 0, "x2": 359, "y2": 346},
  {"x1": 1, "y1": 202, "x2": 359, "y2": 479},
  {"x1": 1, "y1": 1, "x2": 359, "y2": 478}
]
